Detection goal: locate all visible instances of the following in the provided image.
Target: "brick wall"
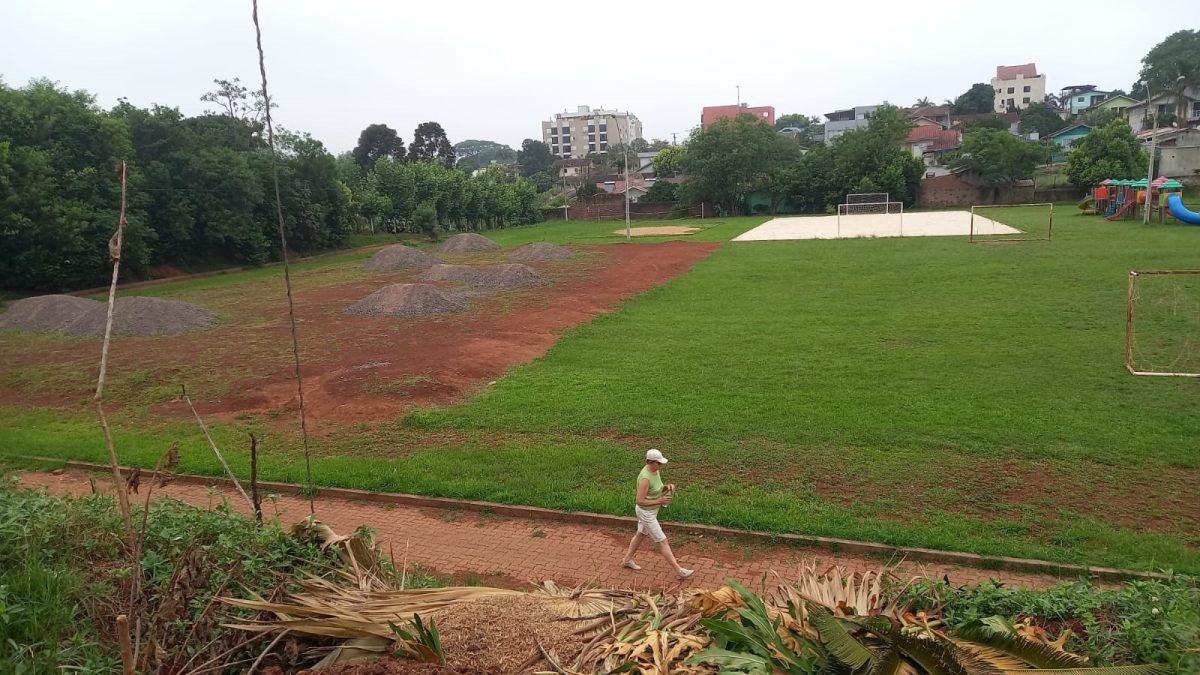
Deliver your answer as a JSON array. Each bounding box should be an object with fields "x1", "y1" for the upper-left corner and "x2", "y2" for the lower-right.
[
  {"x1": 919, "y1": 174, "x2": 1057, "y2": 208},
  {"x1": 564, "y1": 195, "x2": 707, "y2": 220}
]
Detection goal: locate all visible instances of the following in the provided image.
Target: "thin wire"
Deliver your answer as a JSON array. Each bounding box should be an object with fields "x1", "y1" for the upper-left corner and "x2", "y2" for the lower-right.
[{"x1": 251, "y1": 0, "x2": 315, "y2": 514}]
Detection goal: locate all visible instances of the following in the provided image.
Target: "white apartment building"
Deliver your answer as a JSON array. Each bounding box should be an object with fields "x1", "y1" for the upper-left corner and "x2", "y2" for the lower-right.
[
  {"x1": 991, "y1": 63, "x2": 1047, "y2": 112},
  {"x1": 541, "y1": 105, "x2": 643, "y2": 159}
]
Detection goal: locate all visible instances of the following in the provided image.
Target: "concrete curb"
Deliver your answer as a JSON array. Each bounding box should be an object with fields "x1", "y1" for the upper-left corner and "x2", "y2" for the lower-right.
[{"x1": 22, "y1": 456, "x2": 1170, "y2": 583}]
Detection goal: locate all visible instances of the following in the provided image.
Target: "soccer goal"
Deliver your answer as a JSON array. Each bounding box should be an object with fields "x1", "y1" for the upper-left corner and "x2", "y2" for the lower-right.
[
  {"x1": 1125, "y1": 269, "x2": 1200, "y2": 377},
  {"x1": 836, "y1": 196, "x2": 904, "y2": 237},
  {"x1": 968, "y1": 203, "x2": 1054, "y2": 243}
]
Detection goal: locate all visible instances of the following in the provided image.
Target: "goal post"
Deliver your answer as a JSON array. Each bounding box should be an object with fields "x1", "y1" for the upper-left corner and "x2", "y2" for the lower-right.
[
  {"x1": 969, "y1": 203, "x2": 1054, "y2": 243},
  {"x1": 845, "y1": 192, "x2": 890, "y2": 205},
  {"x1": 1125, "y1": 269, "x2": 1200, "y2": 377},
  {"x1": 836, "y1": 200, "x2": 904, "y2": 237}
]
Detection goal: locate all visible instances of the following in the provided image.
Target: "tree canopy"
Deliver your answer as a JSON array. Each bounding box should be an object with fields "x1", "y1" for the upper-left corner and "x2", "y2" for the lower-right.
[
  {"x1": 453, "y1": 139, "x2": 516, "y2": 171},
  {"x1": 352, "y1": 123, "x2": 405, "y2": 170},
  {"x1": 952, "y1": 83, "x2": 996, "y2": 114},
  {"x1": 408, "y1": 121, "x2": 455, "y2": 167},
  {"x1": 641, "y1": 179, "x2": 679, "y2": 204},
  {"x1": 516, "y1": 139, "x2": 555, "y2": 177},
  {"x1": 1018, "y1": 103, "x2": 1069, "y2": 138},
  {"x1": 680, "y1": 115, "x2": 800, "y2": 214},
  {"x1": 651, "y1": 145, "x2": 685, "y2": 177},
  {"x1": 949, "y1": 128, "x2": 1050, "y2": 187},
  {"x1": 1138, "y1": 29, "x2": 1200, "y2": 112},
  {"x1": 1065, "y1": 118, "x2": 1147, "y2": 189}
]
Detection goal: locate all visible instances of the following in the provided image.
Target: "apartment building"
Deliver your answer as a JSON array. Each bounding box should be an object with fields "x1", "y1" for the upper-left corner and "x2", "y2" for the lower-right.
[
  {"x1": 991, "y1": 63, "x2": 1046, "y2": 112},
  {"x1": 541, "y1": 105, "x2": 643, "y2": 159},
  {"x1": 701, "y1": 103, "x2": 775, "y2": 128},
  {"x1": 824, "y1": 105, "x2": 878, "y2": 143}
]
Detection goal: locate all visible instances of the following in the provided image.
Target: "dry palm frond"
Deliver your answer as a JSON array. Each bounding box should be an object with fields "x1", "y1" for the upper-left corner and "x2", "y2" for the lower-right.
[
  {"x1": 535, "y1": 580, "x2": 639, "y2": 619},
  {"x1": 574, "y1": 592, "x2": 715, "y2": 675},
  {"x1": 292, "y1": 520, "x2": 391, "y2": 592}
]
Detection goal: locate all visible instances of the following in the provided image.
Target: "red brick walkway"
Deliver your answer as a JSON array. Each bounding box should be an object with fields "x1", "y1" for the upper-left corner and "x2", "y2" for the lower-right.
[{"x1": 18, "y1": 469, "x2": 1061, "y2": 590}]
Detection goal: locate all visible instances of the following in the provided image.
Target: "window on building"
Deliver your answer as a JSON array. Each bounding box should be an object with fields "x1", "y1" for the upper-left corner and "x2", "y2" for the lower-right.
[
  {"x1": 599, "y1": 125, "x2": 607, "y2": 132},
  {"x1": 587, "y1": 125, "x2": 595, "y2": 132},
  {"x1": 599, "y1": 134, "x2": 607, "y2": 142},
  {"x1": 1007, "y1": 87, "x2": 1014, "y2": 94},
  {"x1": 1192, "y1": 100, "x2": 1200, "y2": 117},
  {"x1": 1023, "y1": 97, "x2": 1031, "y2": 104},
  {"x1": 563, "y1": 145, "x2": 572, "y2": 153},
  {"x1": 1007, "y1": 98, "x2": 1015, "y2": 107},
  {"x1": 1024, "y1": 86, "x2": 1031, "y2": 93},
  {"x1": 1158, "y1": 103, "x2": 1169, "y2": 115},
  {"x1": 1077, "y1": 96, "x2": 1085, "y2": 102},
  {"x1": 589, "y1": 143, "x2": 596, "y2": 151},
  {"x1": 600, "y1": 142, "x2": 608, "y2": 150},
  {"x1": 996, "y1": 88, "x2": 1002, "y2": 94}
]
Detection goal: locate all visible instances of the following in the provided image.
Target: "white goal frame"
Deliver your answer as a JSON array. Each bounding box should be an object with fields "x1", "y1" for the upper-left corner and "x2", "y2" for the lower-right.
[
  {"x1": 836, "y1": 201, "x2": 905, "y2": 237},
  {"x1": 1125, "y1": 269, "x2": 1200, "y2": 377},
  {"x1": 969, "y1": 203, "x2": 1054, "y2": 243},
  {"x1": 845, "y1": 192, "x2": 890, "y2": 205}
]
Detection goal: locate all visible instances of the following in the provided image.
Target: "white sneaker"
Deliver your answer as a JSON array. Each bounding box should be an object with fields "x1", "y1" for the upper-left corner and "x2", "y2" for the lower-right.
[
  {"x1": 622, "y1": 560, "x2": 641, "y2": 570},
  {"x1": 677, "y1": 568, "x2": 694, "y2": 579}
]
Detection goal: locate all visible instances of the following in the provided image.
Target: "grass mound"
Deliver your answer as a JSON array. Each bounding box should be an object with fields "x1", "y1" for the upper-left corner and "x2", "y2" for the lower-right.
[
  {"x1": 0, "y1": 294, "x2": 216, "y2": 336},
  {"x1": 346, "y1": 283, "x2": 465, "y2": 316},
  {"x1": 436, "y1": 233, "x2": 500, "y2": 254},
  {"x1": 507, "y1": 242, "x2": 573, "y2": 262},
  {"x1": 362, "y1": 244, "x2": 441, "y2": 271}
]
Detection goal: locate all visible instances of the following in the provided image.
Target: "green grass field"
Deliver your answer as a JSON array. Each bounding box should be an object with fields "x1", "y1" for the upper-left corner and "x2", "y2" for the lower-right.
[{"x1": 3, "y1": 209, "x2": 1199, "y2": 572}]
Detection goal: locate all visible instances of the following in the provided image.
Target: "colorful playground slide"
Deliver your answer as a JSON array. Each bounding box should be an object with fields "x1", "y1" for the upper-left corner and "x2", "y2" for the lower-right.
[
  {"x1": 1166, "y1": 193, "x2": 1200, "y2": 224},
  {"x1": 1106, "y1": 198, "x2": 1136, "y2": 221},
  {"x1": 1077, "y1": 195, "x2": 1095, "y2": 215}
]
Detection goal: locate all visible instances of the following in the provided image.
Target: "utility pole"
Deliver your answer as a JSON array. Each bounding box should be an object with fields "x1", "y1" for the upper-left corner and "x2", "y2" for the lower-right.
[
  {"x1": 671, "y1": 132, "x2": 677, "y2": 145},
  {"x1": 1144, "y1": 75, "x2": 1186, "y2": 225},
  {"x1": 736, "y1": 84, "x2": 741, "y2": 108}
]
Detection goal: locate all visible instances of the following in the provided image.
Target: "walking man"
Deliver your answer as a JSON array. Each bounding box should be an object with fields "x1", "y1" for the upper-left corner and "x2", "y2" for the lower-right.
[{"x1": 622, "y1": 448, "x2": 693, "y2": 579}]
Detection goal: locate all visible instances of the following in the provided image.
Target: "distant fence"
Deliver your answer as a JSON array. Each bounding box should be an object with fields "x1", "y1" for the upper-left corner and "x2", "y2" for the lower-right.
[{"x1": 549, "y1": 194, "x2": 708, "y2": 221}]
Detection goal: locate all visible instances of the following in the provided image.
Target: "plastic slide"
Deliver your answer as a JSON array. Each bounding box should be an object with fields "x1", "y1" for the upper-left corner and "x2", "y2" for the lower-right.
[
  {"x1": 1077, "y1": 195, "x2": 1095, "y2": 215},
  {"x1": 1166, "y1": 193, "x2": 1200, "y2": 224},
  {"x1": 1106, "y1": 199, "x2": 1136, "y2": 221}
]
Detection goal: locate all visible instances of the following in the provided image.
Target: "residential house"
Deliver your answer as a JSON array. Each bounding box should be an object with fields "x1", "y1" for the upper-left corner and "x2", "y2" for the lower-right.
[
  {"x1": 824, "y1": 105, "x2": 878, "y2": 143},
  {"x1": 1133, "y1": 127, "x2": 1200, "y2": 178},
  {"x1": 702, "y1": 103, "x2": 775, "y2": 128},
  {"x1": 1088, "y1": 94, "x2": 1139, "y2": 118},
  {"x1": 597, "y1": 175, "x2": 651, "y2": 202},
  {"x1": 636, "y1": 151, "x2": 659, "y2": 176},
  {"x1": 541, "y1": 105, "x2": 642, "y2": 159},
  {"x1": 1125, "y1": 87, "x2": 1200, "y2": 132},
  {"x1": 1059, "y1": 85, "x2": 1110, "y2": 116},
  {"x1": 1044, "y1": 123, "x2": 1092, "y2": 162},
  {"x1": 905, "y1": 125, "x2": 961, "y2": 177},
  {"x1": 555, "y1": 158, "x2": 594, "y2": 179},
  {"x1": 991, "y1": 63, "x2": 1047, "y2": 112},
  {"x1": 908, "y1": 104, "x2": 952, "y2": 128}
]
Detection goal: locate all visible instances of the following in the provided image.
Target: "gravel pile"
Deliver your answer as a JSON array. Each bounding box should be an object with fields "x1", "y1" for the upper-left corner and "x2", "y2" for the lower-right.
[
  {"x1": 436, "y1": 232, "x2": 500, "y2": 253},
  {"x1": 344, "y1": 283, "x2": 465, "y2": 316},
  {"x1": 0, "y1": 295, "x2": 217, "y2": 337},
  {"x1": 508, "y1": 242, "x2": 573, "y2": 262},
  {"x1": 361, "y1": 244, "x2": 441, "y2": 271},
  {"x1": 421, "y1": 263, "x2": 549, "y2": 290}
]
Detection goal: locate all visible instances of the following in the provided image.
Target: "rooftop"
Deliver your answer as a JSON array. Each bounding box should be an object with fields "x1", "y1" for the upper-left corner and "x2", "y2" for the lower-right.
[{"x1": 995, "y1": 63, "x2": 1039, "y2": 80}]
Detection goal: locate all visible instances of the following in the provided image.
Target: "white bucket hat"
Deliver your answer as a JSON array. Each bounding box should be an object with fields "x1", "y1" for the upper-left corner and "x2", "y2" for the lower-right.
[{"x1": 645, "y1": 448, "x2": 668, "y2": 464}]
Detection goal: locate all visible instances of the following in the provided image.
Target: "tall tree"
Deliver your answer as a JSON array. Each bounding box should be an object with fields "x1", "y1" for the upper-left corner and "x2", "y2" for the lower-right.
[
  {"x1": 409, "y1": 121, "x2": 455, "y2": 167},
  {"x1": 352, "y1": 124, "x2": 405, "y2": 170},
  {"x1": 646, "y1": 139, "x2": 671, "y2": 151},
  {"x1": 914, "y1": 97, "x2": 934, "y2": 107},
  {"x1": 652, "y1": 145, "x2": 685, "y2": 177},
  {"x1": 630, "y1": 137, "x2": 650, "y2": 152},
  {"x1": 516, "y1": 139, "x2": 555, "y2": 177},
  {"x1": 1137, "y1": 30, "x2": 1200, "y2": 120},
  {"x1": 680, "y1": 115, "x2": 799, "y2": 214},
  {"x1": 949, "y1": 128, "x2": 1050, "y2": 190},
  {"x1": 1065, "y1": 118, "x2": 1148, "y2": 189},
  {"x1": 199, "y1": 77, "x2": 273, "y2": 123},
  {"x1": 952, "y1": 83, "x2": 997, "y2": 114},
  {"x1": 453, "y1": 139, "x2": 516, "y2": 171},
  {"x1": 1018, "y1": 103, "x2": 1069, "y2": 137}
]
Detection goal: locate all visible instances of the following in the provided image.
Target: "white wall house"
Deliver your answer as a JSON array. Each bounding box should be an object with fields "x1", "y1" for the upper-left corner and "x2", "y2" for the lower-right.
[{"x1": 991, "y1": 63, "x2": 1046, "y2": 112}]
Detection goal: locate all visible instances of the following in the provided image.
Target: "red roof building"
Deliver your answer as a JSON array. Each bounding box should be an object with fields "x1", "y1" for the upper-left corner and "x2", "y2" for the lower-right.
[
  {"x1": 996, "y1": 63, "x2": 1039, "y2": 80},
  {"x1": 701, "y1": 103, "x2": 775, "y2": 128}
]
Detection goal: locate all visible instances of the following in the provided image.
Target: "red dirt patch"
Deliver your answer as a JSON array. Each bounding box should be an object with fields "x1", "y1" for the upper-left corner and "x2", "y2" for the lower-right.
[{"x1": 192, "y1": 241, "x2": 715, "y2": 424}]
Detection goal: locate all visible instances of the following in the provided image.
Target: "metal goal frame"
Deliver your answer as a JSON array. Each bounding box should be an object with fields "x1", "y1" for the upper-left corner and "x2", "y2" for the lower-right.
[
  {"x1": 969, "y1": 203, "x2": 1054, "y2": 243},
  {"x1": 836, "y1": 200, "x2": 905, "y2": 237},
  {"x1": 1125, "y1": 269, "x2": 1200, "y2": 377}
]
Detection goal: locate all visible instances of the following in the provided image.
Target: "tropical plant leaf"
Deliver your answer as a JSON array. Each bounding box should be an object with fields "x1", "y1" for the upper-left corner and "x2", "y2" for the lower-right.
[
  {"x1": 858, "y1": 620, "x2": 970, "y2": 675},
  {"x1": 954, "y1": 627, "x2": 1088, "y2": 669},
  {"x1": 806, "y1": 602, "x2": 876, "y2": 671},
  {"x1": 687, "y1": 646, "x2": 774, "y2": 674},
  {"x1": 869, "y1": 649, "x2": 919, "y2": 675},
  {"x1": 997, "y1": 666, "x2": 1168, "y2": 675}
]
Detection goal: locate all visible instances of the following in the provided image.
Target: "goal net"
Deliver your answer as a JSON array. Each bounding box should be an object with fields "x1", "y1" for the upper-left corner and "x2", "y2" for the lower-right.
[
  {"x1": 1126, "y1": 270, "x2": 1200, "y2": 377},
  {"x1": 845, "y1": 192, "x2": 889, "y2": 205},
  {"x1": 969, "y1": 203, "x2": 1054, "y2": 243},
  {"x1": 836, "y1": 200, "x2": 904, "y2": 237}
]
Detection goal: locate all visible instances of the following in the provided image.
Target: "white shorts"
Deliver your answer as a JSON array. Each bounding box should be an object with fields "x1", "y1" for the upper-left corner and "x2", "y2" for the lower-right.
[{"x1": 635, "y1": 506, "x2": 666, "y2": 543}]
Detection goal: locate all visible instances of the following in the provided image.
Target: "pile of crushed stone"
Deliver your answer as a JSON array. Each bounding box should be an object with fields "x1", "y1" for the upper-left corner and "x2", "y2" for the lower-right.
[
  {"x1": 344, "y1": 283, "x2": 465, "y2": 316},
  {"x1": 362, "y1": 244, "x2": 441, "y2": 271},
  {"x1": 421, "y1": 263, "x2": 549, "y2": 290},
  {"x1": 436, "y1": 233, "x2": 501, "y2": 253},
  {"x1": 508, "y1": 242, "x2": 573, "y2": 262},
  {"x1": 0, "y1": 294, "x2": 217, "y2": 337}
]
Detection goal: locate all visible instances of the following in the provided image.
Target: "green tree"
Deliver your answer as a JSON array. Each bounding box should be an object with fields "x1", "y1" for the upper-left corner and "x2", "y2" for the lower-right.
[
  {"x1": 680, "y1": 115, "x2": 799, "y2": 214},
  {"x1": 1018, "y1": 103, "x2": 1069, "y2": 137},
  {"x1": 1082, "y1": 107, "x2": 1121, "y2": 128},
  {"x1": 199, "y1": 77, "x2": 273, "y2": 124},
  {"x1": 630, "y1": 138, "x2": 650, "y2": 152},
  {"x1": 352, "y1": 123, "x2": 405, "y2": 170},
  {"x1": 962, "y1": 115, "x2": 1009, "y2": 131},
  {"x1": 646, "y1": 139, "x2": 671, "y2": 151},
  {"x1": 453, "y1": 139, "x2": 515, "y2": 171},
  {"x1": 652, "y1": 145, "x2": 685, "y2": 177},
  {"x1": 409, "y1": 121, "x2": 455, "y2": 167},
  {"x1": 529, "y1": 171, "x2": 554, "y2": 193},
  {"x1": 413, "y1": 200, "x2": 439, "y2": 240},
  {"x1": 1065, "y1": 118, "x2": 1148, "y2": 189},
  {"x1": 642, "y1": 180, "x2": 679, "y2": 203},
  {"x1": 1138, "y1": 30, "x2": 1200, "y2": 120},
  {"x1": 952, "y1": 83, "x2": 996, "y2": 114},
  {"x1": 575, "y1": 182, "x2": 600, "y2": 198},
  {"x1": 516, "y1": 139, "x2": 555, "y2": 177},
  {"x1": 949, "y1": 128, "x2": 1050, "y2": 192}
]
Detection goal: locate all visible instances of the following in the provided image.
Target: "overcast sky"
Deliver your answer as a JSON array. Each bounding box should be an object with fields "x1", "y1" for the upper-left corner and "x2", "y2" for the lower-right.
[{"x1": 1, "y1": 1, "x2": 1168, "y2": 154}]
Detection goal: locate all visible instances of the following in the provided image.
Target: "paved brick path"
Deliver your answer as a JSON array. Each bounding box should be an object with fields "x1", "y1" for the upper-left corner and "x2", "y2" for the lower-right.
[{"x1": 18, "y1": 469, "x2": 1062, "y2": 590}]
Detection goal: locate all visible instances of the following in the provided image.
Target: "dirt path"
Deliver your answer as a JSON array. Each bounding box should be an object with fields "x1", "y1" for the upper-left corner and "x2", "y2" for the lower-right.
[{"x1": 18, "y1": 469, "x2": 1065, "y2": 591}]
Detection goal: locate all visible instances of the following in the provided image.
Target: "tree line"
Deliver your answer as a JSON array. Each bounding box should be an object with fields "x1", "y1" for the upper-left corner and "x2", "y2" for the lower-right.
[{"x1": 0, "y1": 79, "x2": 541, "y2": 292}]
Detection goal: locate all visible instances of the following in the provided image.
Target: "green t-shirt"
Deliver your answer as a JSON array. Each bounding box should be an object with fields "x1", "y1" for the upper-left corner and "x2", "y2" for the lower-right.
[{"x1": 638, "y1": 466, "x2": 664, "y2": 502}]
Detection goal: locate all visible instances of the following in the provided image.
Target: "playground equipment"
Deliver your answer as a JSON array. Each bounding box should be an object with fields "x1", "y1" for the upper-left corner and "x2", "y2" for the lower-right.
[
  {"x1": 1166, "y1": 193, "x2": 1200, "y2": 224},
  {"x1": 1077, "y1": 195, "x2": 1096, "y2": 215},
  {"x1": 1080, "y1": 177, "x2": 1185, "y2": 223}
]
